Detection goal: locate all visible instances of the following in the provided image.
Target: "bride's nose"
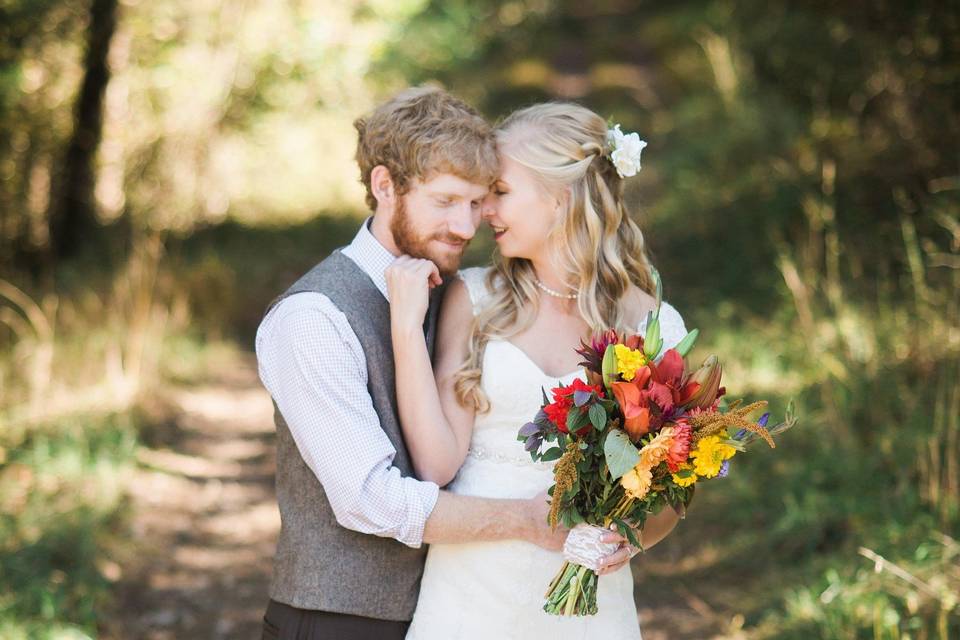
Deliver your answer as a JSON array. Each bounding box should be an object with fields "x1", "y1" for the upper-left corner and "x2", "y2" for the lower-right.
[{"x1": 481, "y1": 193, "x2": 498, "y2": 219}]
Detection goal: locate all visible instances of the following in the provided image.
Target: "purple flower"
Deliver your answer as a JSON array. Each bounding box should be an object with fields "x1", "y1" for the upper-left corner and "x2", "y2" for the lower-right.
[
  {"x1": 733, "y1": 412, "x2": 770, "y2": 441},
  {"x1": 518, "y1": 422, "x2": 540, "y2": 438},
  {"x1": 518, "y1": 421, "x2": 544, "y2": 453},
  {"x1": 524, "y1": 434, "x2": 544, "y2": 452},
  {"x1": 718, "y1": 460, "x2": 730, "y2": 478}
]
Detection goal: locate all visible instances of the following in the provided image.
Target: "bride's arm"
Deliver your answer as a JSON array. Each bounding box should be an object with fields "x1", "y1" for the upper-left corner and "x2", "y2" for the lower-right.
[{"x1": 386, "y1": 257, "x2": 477, "y2": 486}]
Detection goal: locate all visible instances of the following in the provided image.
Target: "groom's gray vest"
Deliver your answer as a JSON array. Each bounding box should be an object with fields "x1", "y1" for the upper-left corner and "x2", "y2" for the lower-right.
[{"x1": 267, "y1": 249, "x2": 444, "y2": 621}]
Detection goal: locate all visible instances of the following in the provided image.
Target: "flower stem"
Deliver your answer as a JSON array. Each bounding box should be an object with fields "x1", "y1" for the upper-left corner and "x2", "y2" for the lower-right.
[{"x1": 544, "y1": 561, "x2": 569, "y2": 597}]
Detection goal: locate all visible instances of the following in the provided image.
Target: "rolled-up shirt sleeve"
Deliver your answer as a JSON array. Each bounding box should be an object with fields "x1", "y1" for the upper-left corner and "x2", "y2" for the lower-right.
[{"x1": 255, "y1": 293, "x2": 439, "y2": 548}]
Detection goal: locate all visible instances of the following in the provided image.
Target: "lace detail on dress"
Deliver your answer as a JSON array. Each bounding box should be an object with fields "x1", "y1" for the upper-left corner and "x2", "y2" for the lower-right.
[
  {"x1": 457, "y1": 266, "x2": 494, "y2": 316},
  {"x1": 655, "y1": 301, "x2": 688, "y2": 352}
]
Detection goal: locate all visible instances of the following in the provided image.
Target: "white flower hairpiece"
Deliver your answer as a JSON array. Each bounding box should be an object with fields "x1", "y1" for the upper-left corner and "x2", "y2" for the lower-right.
[{"x1": 605, "y1": 124, "x2": 647, "y2": 178}]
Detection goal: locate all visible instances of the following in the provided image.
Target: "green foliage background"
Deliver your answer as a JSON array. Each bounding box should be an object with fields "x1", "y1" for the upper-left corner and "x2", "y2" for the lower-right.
[{"x1": 0, "y1": 1, "x2": 957, "y2": 638}]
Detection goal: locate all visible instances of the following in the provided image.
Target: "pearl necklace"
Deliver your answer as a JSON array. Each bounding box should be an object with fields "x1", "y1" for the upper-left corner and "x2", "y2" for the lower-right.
[{"x1": 534, "y1": 277, "x2": 579, "y2": 300}]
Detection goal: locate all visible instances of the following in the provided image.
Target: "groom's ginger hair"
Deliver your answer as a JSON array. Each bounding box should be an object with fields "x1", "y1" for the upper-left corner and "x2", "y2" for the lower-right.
[{"x1": 354, "y1": 87, "x2": 498, "y2": 210}]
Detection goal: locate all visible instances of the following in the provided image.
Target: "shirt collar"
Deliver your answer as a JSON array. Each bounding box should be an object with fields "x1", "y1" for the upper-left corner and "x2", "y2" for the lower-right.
[{"x1": 341, "y1": 217, "x2": 397, "y2": 301}]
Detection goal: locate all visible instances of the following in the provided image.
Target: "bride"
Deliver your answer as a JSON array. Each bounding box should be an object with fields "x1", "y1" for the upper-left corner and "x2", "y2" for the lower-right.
[{"x1": 386, "y1": 103, "x2": 690, "y2": 639}]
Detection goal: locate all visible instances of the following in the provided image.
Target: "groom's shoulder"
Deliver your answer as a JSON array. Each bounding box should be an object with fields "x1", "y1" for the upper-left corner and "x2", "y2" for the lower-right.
[{"x1": 258, "y1": 292, "x2": 345, "y2": 339}]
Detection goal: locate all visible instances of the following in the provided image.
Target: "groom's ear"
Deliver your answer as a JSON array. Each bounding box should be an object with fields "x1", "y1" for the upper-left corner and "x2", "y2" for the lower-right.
[{"x1": 370, "y1": 165, "x2": 397, "y2": 207}]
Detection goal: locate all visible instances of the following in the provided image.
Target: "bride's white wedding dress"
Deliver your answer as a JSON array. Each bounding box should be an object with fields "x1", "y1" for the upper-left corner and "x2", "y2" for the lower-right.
[{"x1": 406, "y1": 267, "x2": 689, "y2": 640}]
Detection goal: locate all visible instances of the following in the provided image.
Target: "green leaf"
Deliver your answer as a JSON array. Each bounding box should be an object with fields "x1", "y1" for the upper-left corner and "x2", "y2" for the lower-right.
[
  {"x1": 588, "y1": 403, "x2": 607, "y2": 431},
  {"x1": 614, "y1": 518, "x2": 643, "y2": 549},
  {"x1": 603, "y1": 428, "x2": 640, "y2": 479},
  {"x1": 540, "y1": 447, "x2": 563, "y2": 462},
  {"x1": 567, "y1": 407, "x2": 590, "y2": 432}
]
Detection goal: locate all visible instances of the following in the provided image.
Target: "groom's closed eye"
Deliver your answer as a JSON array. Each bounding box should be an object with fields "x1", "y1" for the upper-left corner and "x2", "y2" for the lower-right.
[{"x1": 433, "y1": 196, "x2": 462, "y2": 208}]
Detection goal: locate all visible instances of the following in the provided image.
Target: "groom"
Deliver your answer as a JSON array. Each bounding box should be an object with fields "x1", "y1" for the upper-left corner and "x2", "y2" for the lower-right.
[{"x1": 256, "y1": 87, "x2": 574, "y2": 639}]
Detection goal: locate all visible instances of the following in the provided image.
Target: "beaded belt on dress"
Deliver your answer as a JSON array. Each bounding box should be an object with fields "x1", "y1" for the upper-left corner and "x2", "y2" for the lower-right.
[{"x1": 466, "y1": 445, "x2": 539, "y2": 466}]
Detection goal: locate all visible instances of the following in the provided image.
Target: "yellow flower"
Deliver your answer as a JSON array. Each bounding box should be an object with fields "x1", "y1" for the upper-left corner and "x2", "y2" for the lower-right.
[
  {"x1": 620, "y1": 465, "x2": 653, "y2": 500},
  {"x1": 639, "y1": 427, "x2": 674, "y2": 469},
  {"x1": 671, "y1": 463, "x2": 697, "y2": 487},
  {"x1": 690, "y1": 436, "x2": 737, "y2": 478},
  {"x1": 614, "y1": 344, "x2": 647, "y2": 381}
]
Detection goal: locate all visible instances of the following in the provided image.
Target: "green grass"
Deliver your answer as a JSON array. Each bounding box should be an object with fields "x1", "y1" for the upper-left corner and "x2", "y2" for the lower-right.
[{"x1": 0, "y1": 414, "x2": 137, "y2": 638}]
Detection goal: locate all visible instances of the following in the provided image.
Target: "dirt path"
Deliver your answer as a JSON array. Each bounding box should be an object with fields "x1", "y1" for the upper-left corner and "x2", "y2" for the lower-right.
[
  {"x1": 106, "y1": 353, "x2": 732, "y2": 639},
  {"x1": 109, "y1": 356, "x2": 279, "y2": 639}
]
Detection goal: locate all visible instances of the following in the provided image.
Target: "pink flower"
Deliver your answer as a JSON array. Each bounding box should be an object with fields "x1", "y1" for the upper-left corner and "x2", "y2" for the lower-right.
[{"x1": 666, "y1": 421, "x2": 693, "y2": 472}]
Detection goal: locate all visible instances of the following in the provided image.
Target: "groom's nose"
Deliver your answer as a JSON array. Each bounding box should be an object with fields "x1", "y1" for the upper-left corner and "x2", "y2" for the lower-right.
[{"x1": 447, "y1": 203, "x2": 479, "y2": 241}]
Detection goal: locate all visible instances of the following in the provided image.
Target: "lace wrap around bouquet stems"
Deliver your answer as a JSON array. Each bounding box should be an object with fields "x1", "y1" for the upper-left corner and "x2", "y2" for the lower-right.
[{"x1": 518, "y1": 272, "x2": 797, "y2": 616}]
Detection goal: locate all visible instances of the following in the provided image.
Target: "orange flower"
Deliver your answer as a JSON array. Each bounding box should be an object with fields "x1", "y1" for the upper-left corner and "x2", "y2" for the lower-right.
[
  {"x1": 639, "y1": 426, "x2": 674, "y2": 469},
  {"x1": 611, "y1": 373, "x2": 653, "y2": 441}
]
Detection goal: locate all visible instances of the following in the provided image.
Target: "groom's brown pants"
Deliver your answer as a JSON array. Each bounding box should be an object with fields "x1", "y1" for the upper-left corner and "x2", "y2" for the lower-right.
[{"x1": 262, "y1": 600, "x2": 410, "y2": 640}]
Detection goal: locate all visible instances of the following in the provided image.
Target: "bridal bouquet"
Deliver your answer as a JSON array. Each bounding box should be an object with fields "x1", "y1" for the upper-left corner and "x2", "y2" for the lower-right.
[{"x1": 517, "y1": 276, "x2": 797, "y2": 616}]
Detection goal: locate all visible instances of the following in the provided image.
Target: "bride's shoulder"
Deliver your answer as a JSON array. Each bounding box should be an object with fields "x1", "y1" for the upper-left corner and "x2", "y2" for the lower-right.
[
  {"x1": 658, "y1": 299, "x2": 685, "y2": 325},
  {"x1": 623, "y1": 287, "x2": 687, "y2": 340},
  {"x1": 455, "y1": 266, "x2": 496, "y2": 315}
]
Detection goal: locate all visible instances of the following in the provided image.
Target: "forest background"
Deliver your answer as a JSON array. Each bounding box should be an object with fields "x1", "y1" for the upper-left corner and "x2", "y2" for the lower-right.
[{"x1": 0, "y1": 1, "x2": 957, "y2": 638}]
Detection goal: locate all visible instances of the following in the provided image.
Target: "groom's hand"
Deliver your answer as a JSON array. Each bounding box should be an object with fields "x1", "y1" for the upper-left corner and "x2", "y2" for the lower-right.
[
  {"x1": 524, "y1": 489, "x2": 568, "y2": 552},
  {"x1": 386, "y1": 256, "x2": 442, "y2": 332}
]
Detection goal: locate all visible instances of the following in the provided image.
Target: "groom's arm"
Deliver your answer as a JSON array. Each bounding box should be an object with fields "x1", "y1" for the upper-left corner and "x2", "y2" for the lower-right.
[
  {"x1": 423, "y1": 490, "x2": 566, "y2": 550},
  {"x1": 257, "y1": 293, "x2": 563, "y2": 551},
  {"x1": 257, "y1": 293, "x2": 439, "y2": 548}
]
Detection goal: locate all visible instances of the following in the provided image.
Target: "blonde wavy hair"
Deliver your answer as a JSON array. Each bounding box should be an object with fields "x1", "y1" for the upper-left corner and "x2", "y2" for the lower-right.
[{"x1": 454, "y1": 102, "x2": 657, "y2": 413}]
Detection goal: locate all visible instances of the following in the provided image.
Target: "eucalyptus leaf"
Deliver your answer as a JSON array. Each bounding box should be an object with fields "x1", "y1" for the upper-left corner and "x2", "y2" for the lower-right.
[{"x1": 603, "y1": 428, "x2": 640, "y2": 479}]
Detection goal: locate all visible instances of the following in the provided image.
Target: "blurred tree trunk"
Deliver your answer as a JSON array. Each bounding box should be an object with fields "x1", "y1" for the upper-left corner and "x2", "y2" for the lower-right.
[{"x1": 48, "y1": 0, "x2": 118, "y2": 261}]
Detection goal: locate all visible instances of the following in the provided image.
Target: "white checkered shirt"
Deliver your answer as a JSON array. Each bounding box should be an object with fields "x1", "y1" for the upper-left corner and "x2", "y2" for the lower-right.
[{"x1": 255, "y1": 219, "x2": 439, "y2": 548}]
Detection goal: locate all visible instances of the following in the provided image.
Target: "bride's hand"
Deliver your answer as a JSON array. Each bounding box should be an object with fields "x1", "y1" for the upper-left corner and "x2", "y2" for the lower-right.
[{"x1": 385, "y1": 256, "x2": 442, "y2": 334}]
